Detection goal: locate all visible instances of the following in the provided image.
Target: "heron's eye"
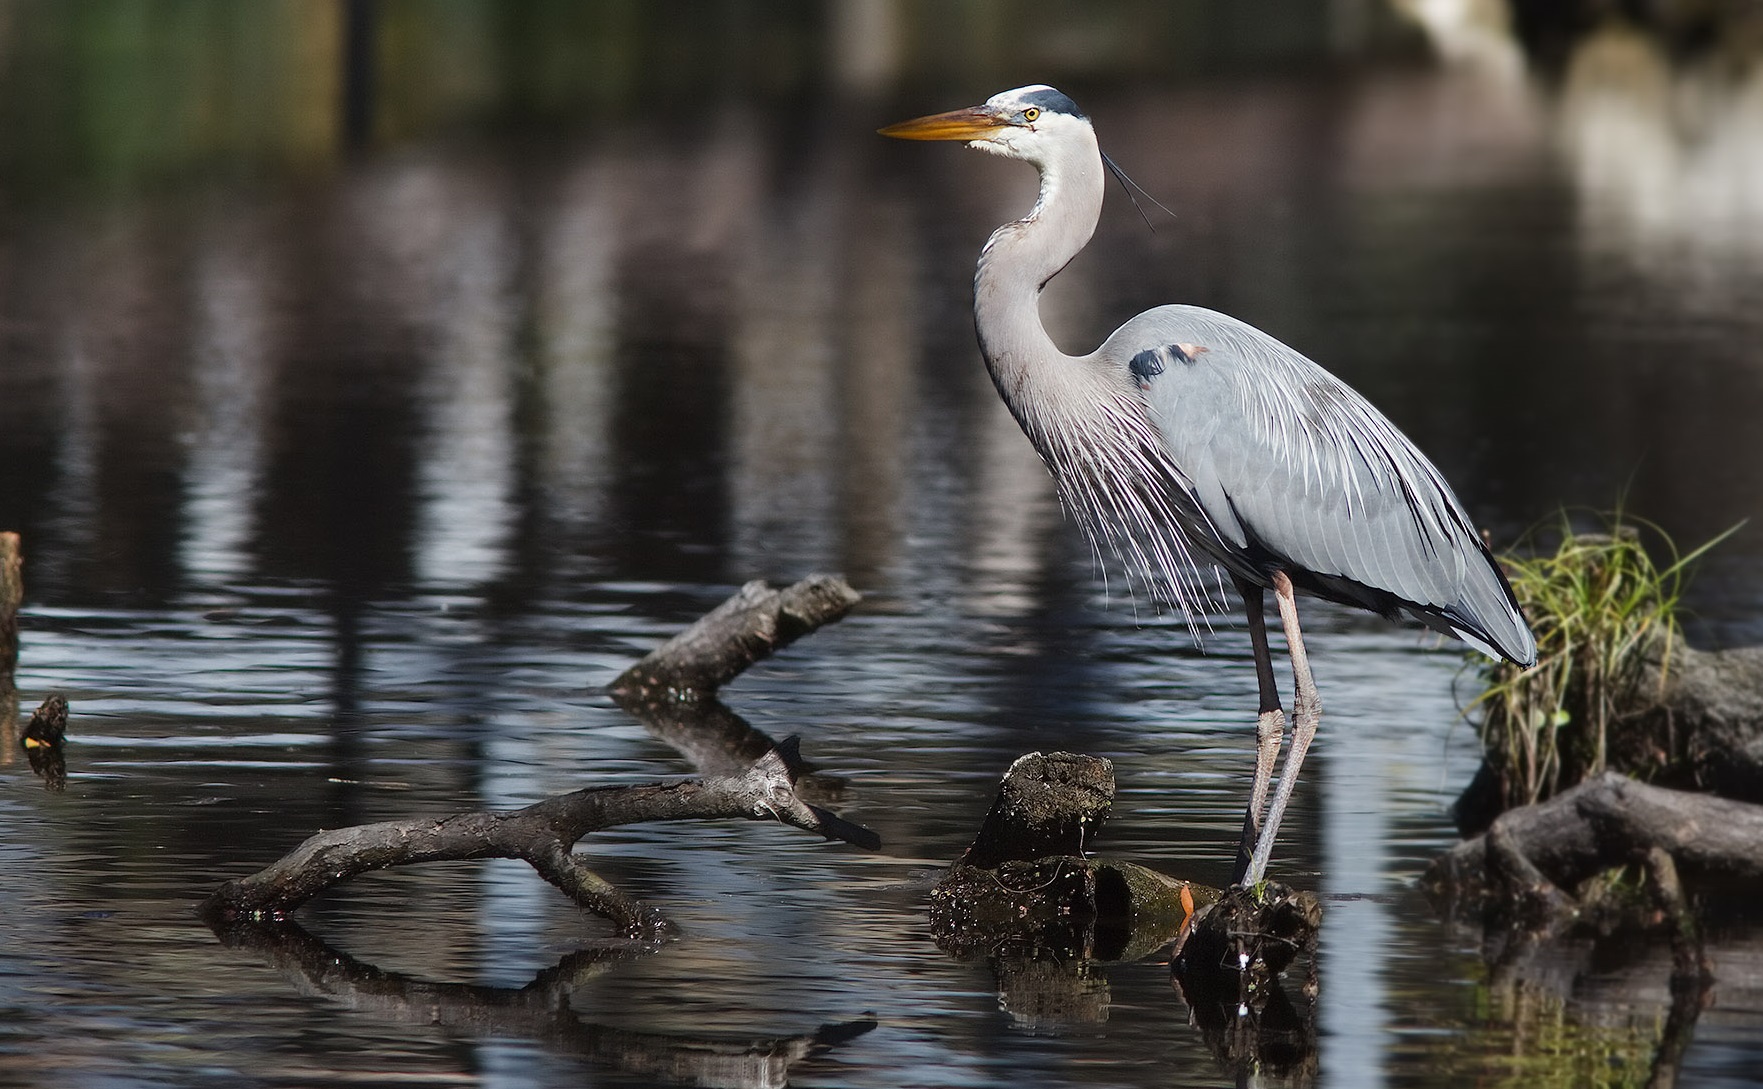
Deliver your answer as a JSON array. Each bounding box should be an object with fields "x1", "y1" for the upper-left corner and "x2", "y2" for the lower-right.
[{"x1": 1022, "y1": 107, "x2": 1041, "y2": 123}]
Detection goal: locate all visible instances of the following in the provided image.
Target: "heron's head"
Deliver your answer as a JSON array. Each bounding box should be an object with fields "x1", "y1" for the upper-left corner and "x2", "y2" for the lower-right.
[{"x1": 879, "y1": 85, "x2": 1092, "y2": 165}]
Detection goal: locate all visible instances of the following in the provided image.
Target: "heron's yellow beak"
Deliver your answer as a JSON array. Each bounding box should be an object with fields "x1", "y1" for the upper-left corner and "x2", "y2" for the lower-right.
[{"x1": 878, "y1": 106, "x2": 1007, "y2": 141}]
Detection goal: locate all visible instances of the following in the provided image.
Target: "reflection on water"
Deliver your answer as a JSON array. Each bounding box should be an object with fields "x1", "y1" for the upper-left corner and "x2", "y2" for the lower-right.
[{"x1": 3, "y1": 5, "x2": 1763, "y2": 1088}]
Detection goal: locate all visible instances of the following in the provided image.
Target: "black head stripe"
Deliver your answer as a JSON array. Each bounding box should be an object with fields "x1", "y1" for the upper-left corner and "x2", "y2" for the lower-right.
[
  {"x1": 1129, "y1": 348, "x2": 1165, "y2": 381},
  {"x1": 1019, "y1": 87, "x2": 1086, "y2": 120}
]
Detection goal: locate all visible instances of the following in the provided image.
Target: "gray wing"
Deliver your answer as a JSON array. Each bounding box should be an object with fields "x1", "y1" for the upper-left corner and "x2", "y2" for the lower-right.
[{"x1": 1099, "y1": 305, "x2": 1535, "y2": 665}]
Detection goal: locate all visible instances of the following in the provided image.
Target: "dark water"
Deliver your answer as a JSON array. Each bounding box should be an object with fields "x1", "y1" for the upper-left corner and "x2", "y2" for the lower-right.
[{"x1": 5, "y1": 9, "x2": 1763, "y2": 1088}]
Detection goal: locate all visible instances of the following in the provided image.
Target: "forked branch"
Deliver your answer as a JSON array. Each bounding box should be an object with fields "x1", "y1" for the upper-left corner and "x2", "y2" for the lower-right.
[{"x1": 205, "y1": 576, "x2": 874, "y2": 937}]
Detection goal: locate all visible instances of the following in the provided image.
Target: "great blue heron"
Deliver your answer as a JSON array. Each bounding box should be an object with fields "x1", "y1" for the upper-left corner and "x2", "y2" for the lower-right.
[{"x1": 882, "y1": 85, "x2": 1537, "y2": 886}]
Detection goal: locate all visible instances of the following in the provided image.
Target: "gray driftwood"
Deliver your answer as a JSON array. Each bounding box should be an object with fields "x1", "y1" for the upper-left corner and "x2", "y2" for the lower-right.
[
  {"x1": 1652, "y1": 644, "x2": 1763, "y2": 803},
  {"x1": 609, "y1": 574, "x2": 860, "y2": 702},
  {"x1": 207, "y1": 575, "x2": 874, "y2": 937},
  {"x1": 206, "y1": 750, "x2": 876, "y2": 937}
]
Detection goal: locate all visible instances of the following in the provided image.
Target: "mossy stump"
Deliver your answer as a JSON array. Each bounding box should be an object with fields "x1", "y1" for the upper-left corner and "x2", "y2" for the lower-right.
[{"x1": 929, "y1": 752, "x2": 1211, "y2": 962}]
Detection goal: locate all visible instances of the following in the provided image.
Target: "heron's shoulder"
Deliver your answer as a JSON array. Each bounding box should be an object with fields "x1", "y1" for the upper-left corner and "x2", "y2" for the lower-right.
[
  {"x1": 1098, "y1": 305, "x2": 1320, "y2": 387},
  {"x1": 1103, "y1": 305, "x2": 1298, "y2": 357}
]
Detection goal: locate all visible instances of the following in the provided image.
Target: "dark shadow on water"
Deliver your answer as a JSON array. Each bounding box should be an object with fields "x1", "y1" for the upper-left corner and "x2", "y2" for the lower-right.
[
  {"x1": 210, "y1": 917, "x2": 877, "y2": 1089},
  {"x1": 1428, "y1": 907, "x2": 1718, "y2": 1087},
  {"x1": 1172, "y1": 969, "x2": 1319, "y2": 1086}
]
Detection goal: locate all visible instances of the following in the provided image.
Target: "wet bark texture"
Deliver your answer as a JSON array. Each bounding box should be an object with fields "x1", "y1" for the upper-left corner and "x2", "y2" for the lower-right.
[
  {"x1": 207, "y1": 575, "x2": 875, "y2": 937},
  {"x1": 205, "y1": 750, "x2": 876, "y2": 936},
  {"x1": 1173, "y1": 881, "x2": 1322, "y2": 984},
  {"x1": 1653, "y1": 644, "x2": 1763, "y2": 803},
  {"x1": 930, "y1": 752, "x2": 1208, "y2": 963},
  {"x1": 609, "y1": 574, "x2": 861, "y2": 702},
  {"x1": 1168, "y1": 880, "x2": 1323, "y2": 1084},
  {"x1": 956, "y1": 750, "x2": 1113, "y2": 869},
  {"x1": 21, "y1": 693, "x2": 68, "y2": 791},
  {"x1": 1430, "y1": 770, "x2": 1763, "y2": 936}
]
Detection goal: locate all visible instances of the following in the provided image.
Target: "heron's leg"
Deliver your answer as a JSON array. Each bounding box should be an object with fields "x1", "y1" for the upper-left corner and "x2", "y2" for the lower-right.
[
  {"x1": 1243, "y1": 570, "x2": 1322, "y2": 886},
  {"x1": 1231, "y1": 576, "x2": 1285, "y2": 885}
]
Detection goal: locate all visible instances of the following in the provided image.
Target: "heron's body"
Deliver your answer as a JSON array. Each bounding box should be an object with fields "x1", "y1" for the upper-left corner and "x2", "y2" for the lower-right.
[{"x1": 884, "y1": 85, "x2": 1535, "y2": 885}]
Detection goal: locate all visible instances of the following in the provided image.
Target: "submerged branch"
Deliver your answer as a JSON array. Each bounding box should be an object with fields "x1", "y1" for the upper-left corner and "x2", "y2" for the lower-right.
[
  {"x1": 207, "y1": 575, "x2": 875, "y2": 936},
  {"x1": 205, "y1": 749, "x2": 876, "y2": 935}
]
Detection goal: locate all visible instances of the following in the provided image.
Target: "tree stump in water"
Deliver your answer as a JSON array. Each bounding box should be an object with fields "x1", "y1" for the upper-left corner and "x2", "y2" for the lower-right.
[
  {"x1": 930, "y1": 750, "x2": 1321, "y2": 1065},
  {"x1": 929, "y1": 752, "x2": 1208, "y2": 963},
  {"x1": 1169, "y1": 881, "x2": 1322, "y2": 1082},
  {"x1": 1171, "y1": 881, "x2": 1322, "y2": 986}
]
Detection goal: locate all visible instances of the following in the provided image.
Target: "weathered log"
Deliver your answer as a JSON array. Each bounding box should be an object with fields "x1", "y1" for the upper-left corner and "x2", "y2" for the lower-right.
[
  {"x1": 213, "y1": 917, "x2": 877, "y2": 1084},
  {"x1": 606, "y1": 574, "x2": 862, "y2": 804},
  {"x1": 0, "y1": 531, "x2": 19, "y2": 698},
  {"x1": 613, "y1": 689, "x2": 846, "y2": 807},
  {"x1": 609, "y1": 575, "x2": 860, "y2": 702},
  {"x1": 205, "y1": 749, "x2": 878, "y2": 935},
  {"x1": 1429, "y1": 770, "x2": 1763, "y2": 928}
]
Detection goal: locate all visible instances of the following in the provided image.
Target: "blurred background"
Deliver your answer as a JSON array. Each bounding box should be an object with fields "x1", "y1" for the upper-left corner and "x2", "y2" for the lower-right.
[
  {"x1": 2, "y1": 2, "x2": 1762, "y2": 1087},
  {"x1": 2, "y1": 0, "x2": 1761, "y2": 628}
]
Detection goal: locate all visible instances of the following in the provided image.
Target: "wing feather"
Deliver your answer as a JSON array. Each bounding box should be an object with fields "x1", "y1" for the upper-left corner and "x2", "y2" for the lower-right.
[{"x1": 1094, "y1": 305, "x2": 1534, "y2": 665}]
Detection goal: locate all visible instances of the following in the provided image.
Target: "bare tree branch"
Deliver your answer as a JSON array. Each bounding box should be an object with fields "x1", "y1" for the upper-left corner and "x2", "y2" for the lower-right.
[
  {"x1": 609, "y1": 575, "x2": 860, "y2": 702},
  {"x1": 205, "y1": 575, "x2": 875, "y2": 935},
  {"x1": 205, "y1": 750, "x2": 877, "y2": 934}
]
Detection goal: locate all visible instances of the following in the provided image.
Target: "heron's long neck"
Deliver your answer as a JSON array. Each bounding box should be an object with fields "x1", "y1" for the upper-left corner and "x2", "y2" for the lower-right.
[{"x1": 973, "y1": 146, "x2": 1104, "y2": 394}]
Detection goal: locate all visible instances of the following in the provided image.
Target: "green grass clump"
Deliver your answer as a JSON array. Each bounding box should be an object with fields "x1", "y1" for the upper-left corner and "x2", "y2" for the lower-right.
[{"x1": 1470, "y1": 513, "x2": 1733, "y2": 811}]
